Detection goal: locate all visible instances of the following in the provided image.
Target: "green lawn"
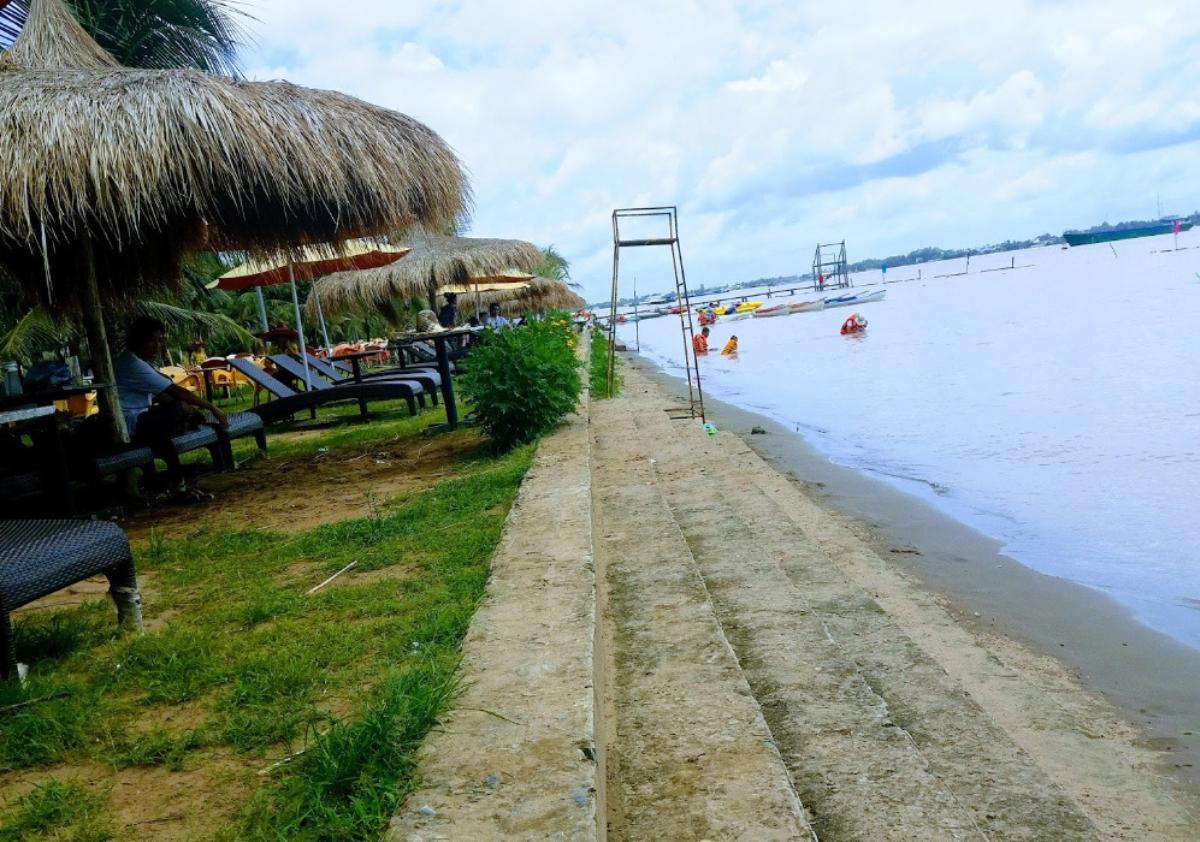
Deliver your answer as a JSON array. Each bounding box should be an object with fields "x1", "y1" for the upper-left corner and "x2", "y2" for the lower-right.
[{"x1": 0, "y1": 410, "x2": 533, "y2": 841}]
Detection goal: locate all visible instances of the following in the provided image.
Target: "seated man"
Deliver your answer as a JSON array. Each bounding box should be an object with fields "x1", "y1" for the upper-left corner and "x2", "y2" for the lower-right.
[
  {"x1": 487, "y1": 302, "x2": 510, "y2": 330},
  {"x1": 438, "y1": 292, "x2": 459, "y2": 328},
  {"x1": 116, "y1": 316, "x2": 228, "y2": 502},
  {"x1": 692, "y1": 326, "x2": 710, "y2": 355}
]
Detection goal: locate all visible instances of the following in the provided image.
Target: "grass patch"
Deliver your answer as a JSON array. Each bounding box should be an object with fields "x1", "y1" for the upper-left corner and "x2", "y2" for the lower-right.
[
  {"x1": 0, "y1": 778, "x2": 113, "y2": 842},
  {"x1": 1, "y1": 418, "x2": 535, "y2": 839},
  {"x1": 590, "y1": 328, "x2": 621, "y2": 399}
]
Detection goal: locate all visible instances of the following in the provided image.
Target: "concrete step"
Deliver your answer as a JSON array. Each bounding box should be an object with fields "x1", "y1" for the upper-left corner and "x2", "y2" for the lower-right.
[
  {"x1": 632, "y1": 400, "x2": 1099, "y2": 841},
  {"x1": 591, "y1": 397, "x2": 814, "y2": 841}
]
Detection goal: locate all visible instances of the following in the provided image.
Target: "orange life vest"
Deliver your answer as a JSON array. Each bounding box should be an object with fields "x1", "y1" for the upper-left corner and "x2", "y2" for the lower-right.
[{"x1": 693, "y1": 333, "x2": 709, "y2": 354}]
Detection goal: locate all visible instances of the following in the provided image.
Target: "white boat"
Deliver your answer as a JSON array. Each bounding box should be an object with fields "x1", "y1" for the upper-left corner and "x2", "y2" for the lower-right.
[
  {"x1": 824, "y1": 289, "x2": 886, "y2": 309},
  {"x1": 722, "y1": 311, "x2": 752, "y2": 322},
  {"x1": 788, "y1": 299, "x2": 826, "y2": 314},
  {"x1": 751, "y1": 304, "x2": 790, "y2": 318}
]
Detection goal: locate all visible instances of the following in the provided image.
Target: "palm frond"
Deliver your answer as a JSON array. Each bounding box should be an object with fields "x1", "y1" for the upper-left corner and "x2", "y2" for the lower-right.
[
  {"x1": 0, "y1": 305, "x2": 75, "y2": 364},
  {"x1": 0, "y1": 0, "x2": 250, "y2": 75},
  {"x1": 133, "y1": 300, "x2": 256, "y2": 348}
]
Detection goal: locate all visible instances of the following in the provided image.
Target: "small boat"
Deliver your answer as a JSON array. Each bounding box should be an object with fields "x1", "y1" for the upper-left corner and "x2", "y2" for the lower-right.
[
  {"x1": 824, "y1": 289, "x2": 886, "y2": 308},
  {"x1": 751, "y1": 304, "x2": 789, "y2": 318},
  {"x1": 788, "y1": 299, "x2": 825, "y2": 314},
  {"x1": 722, "y1": 311, "x2": 752, "y2": 322}
]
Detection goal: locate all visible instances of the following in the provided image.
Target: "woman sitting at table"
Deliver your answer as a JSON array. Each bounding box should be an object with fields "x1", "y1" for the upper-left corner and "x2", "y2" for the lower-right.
[{"x1": 115, "y1": 316, "x2": 228, "y2": 503}]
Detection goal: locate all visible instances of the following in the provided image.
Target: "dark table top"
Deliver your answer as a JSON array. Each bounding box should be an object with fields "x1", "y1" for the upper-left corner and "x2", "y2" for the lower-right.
[
  {"x1": 391, "y1": 327, "x2": 481, "y2": 344},
  {"x1": 0, "y1": 403, "x2": 56, "y2": 426},
  {"x1": 331, "y1": 350, "x2": 385, "y2": 361},
  {"x1": 0, "y1": 383, "x2": 105, "y2": 412}
]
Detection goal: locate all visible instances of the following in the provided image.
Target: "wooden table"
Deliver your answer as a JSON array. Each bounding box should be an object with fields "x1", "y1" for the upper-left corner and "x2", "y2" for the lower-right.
[
  {"x1": 390, "y1": 327, "x2": 478, "y2": 431},
  {"x1": 0, "y1": 403, "x2": 74, "y2": 515}
]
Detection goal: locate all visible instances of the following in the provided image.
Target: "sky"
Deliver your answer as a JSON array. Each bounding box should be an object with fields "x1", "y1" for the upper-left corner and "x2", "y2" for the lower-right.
[{"x1": 241, "y1": 1, "x2": 1200, "y2": 301}]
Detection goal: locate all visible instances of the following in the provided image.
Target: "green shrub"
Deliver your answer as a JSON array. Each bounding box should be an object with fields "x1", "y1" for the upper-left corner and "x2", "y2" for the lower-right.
[
  {"x1": 590, "y1": 328, "x2": 621, "y2": 399},
  {"x1": 460, "y1": 317, "x2": 582, "y2": 450}
]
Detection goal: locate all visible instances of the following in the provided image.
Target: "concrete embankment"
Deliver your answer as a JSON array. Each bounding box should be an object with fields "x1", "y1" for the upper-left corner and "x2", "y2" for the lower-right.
[{"x1": 392, "y1": 358, "x2": 1200, "y2": 841}]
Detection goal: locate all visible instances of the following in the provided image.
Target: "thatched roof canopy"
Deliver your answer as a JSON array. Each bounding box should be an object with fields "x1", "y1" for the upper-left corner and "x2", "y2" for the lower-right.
[
  {"x1": 311, "y1": 234, "x2": 543, "y2": 317},
  {"x1": 478, "y1": 277, "x2": 586, "y2": 316},
  {"x1": 0, "y1": 0, "x2": 469, "y2": 310}
]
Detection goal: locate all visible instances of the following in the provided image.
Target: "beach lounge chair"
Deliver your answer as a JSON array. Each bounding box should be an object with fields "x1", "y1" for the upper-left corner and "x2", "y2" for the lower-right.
[
  {"x1": 228, "y1": 357, "x2": 424, "y2": 422},
  {"x1": 267, "y1": 355, "x2": 430, "y2": 410},
  {"x1": 293, "y1": 356, "x2": 441, "y2": 404},
  {"x1": 1, "y1": 519, "x2": 143, "y2": 679},
  {"x1": 150, "y1": 410, "x2": 266, "y2": 474}
]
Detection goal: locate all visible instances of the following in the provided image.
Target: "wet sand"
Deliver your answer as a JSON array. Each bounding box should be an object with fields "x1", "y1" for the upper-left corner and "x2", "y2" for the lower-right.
[{"x1": 631, "y1": 353, "x2": 1200, "y2": 785}]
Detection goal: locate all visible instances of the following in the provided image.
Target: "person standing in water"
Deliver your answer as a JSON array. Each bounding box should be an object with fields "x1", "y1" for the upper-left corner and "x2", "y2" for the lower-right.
[
  {"x1": 840, "y1": 313, "x2": 868, "y2": 335},
  {"x1": 693, "y1": 326, "x2": 710, "y2": 354},
  {"x1": 721, "y1": 335, "x2": 739, "y2": 356}
]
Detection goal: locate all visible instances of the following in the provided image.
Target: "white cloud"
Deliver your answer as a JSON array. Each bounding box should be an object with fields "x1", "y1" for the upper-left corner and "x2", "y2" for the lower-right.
[{"x1": 237, "y1": 0, "x2": 1200, "y2": 301}]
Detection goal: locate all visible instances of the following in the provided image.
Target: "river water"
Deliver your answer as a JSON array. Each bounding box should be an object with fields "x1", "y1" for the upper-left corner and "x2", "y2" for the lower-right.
[{"x1": 619, "y1": 232, "x2": 1200, "y2": 650}]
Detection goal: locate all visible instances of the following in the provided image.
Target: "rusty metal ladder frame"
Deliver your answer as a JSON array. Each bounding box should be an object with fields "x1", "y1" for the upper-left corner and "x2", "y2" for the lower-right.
[{"x1": 607, "y1": 206, "x2": 706, "y2": 423}]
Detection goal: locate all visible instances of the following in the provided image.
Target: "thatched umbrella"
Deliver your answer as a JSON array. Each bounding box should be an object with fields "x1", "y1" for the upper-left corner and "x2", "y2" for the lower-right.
[
  {"x1": 310, "y1": 234, "x2": 542, "y2": 322},
  {"x1": 0, "y1": 0, "x2": 467, "y2": 441},
  {"x1": 478, "y1": 278, "x2": 586, "y2": 317}
]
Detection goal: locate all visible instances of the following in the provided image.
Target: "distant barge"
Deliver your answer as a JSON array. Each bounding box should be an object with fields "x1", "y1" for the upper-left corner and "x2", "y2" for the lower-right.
[{"x1": 1063, "y1": 221, "x2": 1193, "y2": 247}]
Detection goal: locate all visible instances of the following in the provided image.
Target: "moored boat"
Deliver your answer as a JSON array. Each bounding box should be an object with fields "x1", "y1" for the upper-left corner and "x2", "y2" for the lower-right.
[
  {"x1": 788, "y1": 299, "x2": 825, "y2": 314},
  {"x1": 824, "y1": 289, "x2": 886, "y2": 308},
  {"x1": 751, "y1": 303, "x2": 789, "y2": 318},
  {"x1": 722, "y1": 311, "x2": 752, "y2": 322}
]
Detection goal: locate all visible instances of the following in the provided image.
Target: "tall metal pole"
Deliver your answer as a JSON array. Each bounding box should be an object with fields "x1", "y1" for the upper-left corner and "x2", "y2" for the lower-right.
[
  {"x1": 607, "y1": 231, "x2": 620, "y2": 399},
  {"x1": 288, "y1": 261, "x2": 312, "y2": 392},
  {"x1": 311, "y1": 282, "x2": 333, "y2": 354},
  {"x1": 633, "y1": 276, "x2": 640, "y2": 353},
  {"x1": 254, "y1": 286, "x2": 269, "y2": 332}
]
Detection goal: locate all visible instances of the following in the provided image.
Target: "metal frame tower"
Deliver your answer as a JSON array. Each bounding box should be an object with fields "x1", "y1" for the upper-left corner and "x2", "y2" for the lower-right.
[
  {"x1": 813, "y1": 241, "x2": 852, "y2": 290},
  {"x1": 607, "y1": 206, "x2": 705, "y2": 422}
]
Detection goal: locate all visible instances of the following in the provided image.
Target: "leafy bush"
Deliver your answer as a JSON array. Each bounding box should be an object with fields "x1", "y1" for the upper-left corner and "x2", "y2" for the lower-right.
[
  {"x1": 460, "y1": 316, "x2": 582, "y2": 450},
  {"x1": 590, "y1": 328, "x2": 621, "y2": 399}
]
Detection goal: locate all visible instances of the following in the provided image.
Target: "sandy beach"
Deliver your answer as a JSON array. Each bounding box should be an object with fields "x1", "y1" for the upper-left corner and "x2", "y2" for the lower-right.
[{"x1": 395, "y1": 352, "x2": 1200, "y2": 839}]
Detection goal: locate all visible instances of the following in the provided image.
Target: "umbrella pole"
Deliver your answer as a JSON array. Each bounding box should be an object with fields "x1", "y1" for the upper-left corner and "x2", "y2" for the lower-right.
[
  {"x1": 288, "y1": 262, "x2": 312, "y2": 392},
  {"x1": 79, "y1": 237, "x2": 130, "y2": 445},
  {"x1": 254, "y1": 286, "x2": 269, "y2": 332},
  {"x1": 475, "y1": 278, "x2": 480, "y2": 322},
  {"x1": 312, "y1": 284, "x2": 333, "y2": 354}
]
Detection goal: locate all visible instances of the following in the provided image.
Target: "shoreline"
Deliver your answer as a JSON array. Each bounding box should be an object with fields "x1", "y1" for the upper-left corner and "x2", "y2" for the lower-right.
[{"x1": 629, "y1": 353, "x2": 1200, "y2": 784}]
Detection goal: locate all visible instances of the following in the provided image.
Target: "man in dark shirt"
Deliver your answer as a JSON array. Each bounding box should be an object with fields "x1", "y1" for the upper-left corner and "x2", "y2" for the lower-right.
[{"x1": 438, "y1": 292, "x2": 458, "y2": 328}]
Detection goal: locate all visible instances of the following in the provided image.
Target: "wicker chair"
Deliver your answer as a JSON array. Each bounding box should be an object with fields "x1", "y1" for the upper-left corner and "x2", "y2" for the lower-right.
[{"x1": 0, "y1": 519, "x2": 142, "y2": 680}]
